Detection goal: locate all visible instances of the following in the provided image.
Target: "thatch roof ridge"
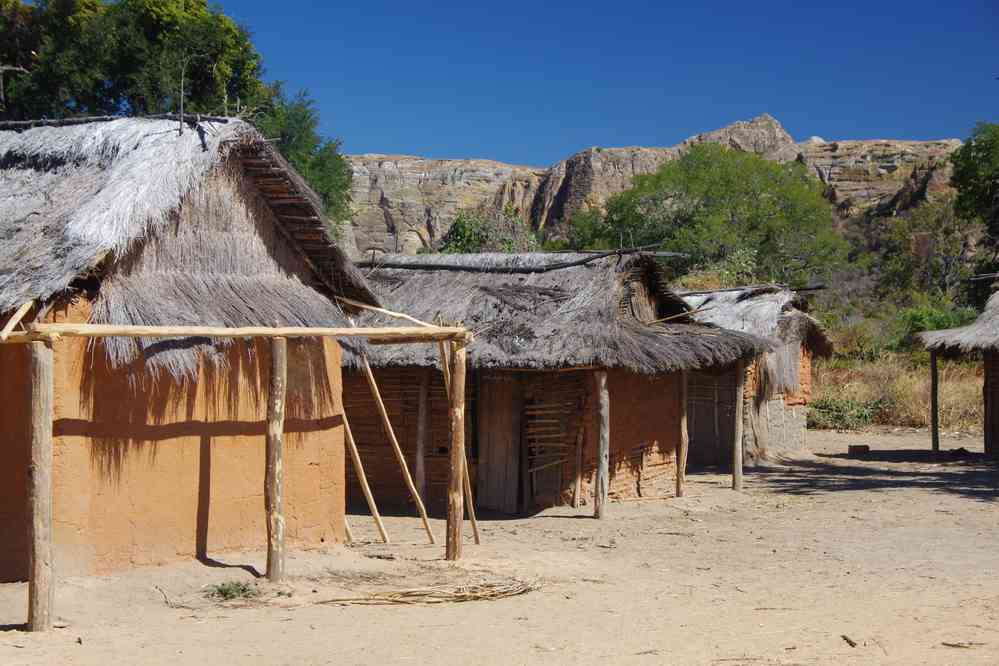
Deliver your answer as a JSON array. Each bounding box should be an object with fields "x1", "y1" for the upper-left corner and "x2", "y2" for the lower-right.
[
  {"x1": 920, "y1": 292, "x2": 999, "y2": 352},
  {"x1": 343, "y1": 252, "x2": 771, "y2": 373},
  {"x1": 0, "y1": 116, "x2": 376, "y2": 316}
]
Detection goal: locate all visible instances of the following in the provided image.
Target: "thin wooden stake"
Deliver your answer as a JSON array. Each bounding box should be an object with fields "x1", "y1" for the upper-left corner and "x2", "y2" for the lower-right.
[
  {"x1": 265, "y1": 338, "x2": 287, "y2": 581},
  {"x1": 594, "y1": 370, "x2": 610, "y2": 519},
  {"x1": 446, "y1": 341, "x2": 467, "y2": 560},
  {"x1": 361, "y1": 356, "x2": 436, "y2": 544},
  {"x1": 343, "y1": 515, "x2": 354, "y2": 544},
  {"x1": 676, "y1": 370, "x2": 689, "y2": 498},
  {"x1": 1, "y1": 300, "x2": 32, "y2": 341},
  {"x1": 343, "y1": 412, "x2": 390, "y2": 543},
  {"x1": 930, "y1": 350, "x2": 940, "y2": 452},
  {"x1": 27, "y1": 341, "x2": 54, "y2": 632},
  {"x1": 732, "y1": 360, "x2": 745, "y2": 492},
  {"x1": 415, "y1": 369, "x2": 430, "y2": 502}
]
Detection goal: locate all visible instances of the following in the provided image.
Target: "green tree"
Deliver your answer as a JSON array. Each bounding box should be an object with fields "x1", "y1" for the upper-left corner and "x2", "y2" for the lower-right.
[
  {"x1": 878, "y1": 196, "x2": 981, "y2": 301},
  {"x1": 562, "y1": 143, "x2": 846, "y2": 286},
  {"x1": 951, "y1": 122, "x2": 999, "y2": 249},
  {"x1": 436, "y1": 204, "x2": 540, "y2": 253}
]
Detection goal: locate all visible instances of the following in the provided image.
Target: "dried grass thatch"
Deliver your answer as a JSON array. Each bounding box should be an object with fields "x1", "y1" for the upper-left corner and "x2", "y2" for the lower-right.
[
  {"x1": 0, "y1": 117, "x2": 378, "y2": 379},
  {"x1": 682, "y1": 286, "x2": 832, "y2": 394},
  {"x1": 0, "y1": 116, "x2": 376, "y2": 317},
  {"x1": 921, "y1": 292, "x2": 999, "y2": 353},
  {"x1": 343, "y1": 253, "x2": 771, "y2": 373}
]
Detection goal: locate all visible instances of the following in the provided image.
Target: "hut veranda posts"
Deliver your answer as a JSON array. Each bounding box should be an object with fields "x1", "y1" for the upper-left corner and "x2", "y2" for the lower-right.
[
  {"x1": 339, "y1": 253, "x2": 771, "y2": 516},
  {"x1": 681, "y1": 286, "x2": 832, "y2": 468},
  {"x1": 0, "y1": 116, "x2": 471, "y2": 631},
  {"x1": 921, "y1": 290, "x2": 999, "y2": 456}
]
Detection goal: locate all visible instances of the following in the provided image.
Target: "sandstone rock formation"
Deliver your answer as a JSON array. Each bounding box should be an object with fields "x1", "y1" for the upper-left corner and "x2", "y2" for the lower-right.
[{"x1": 343, "y1": 114, "x2": 960, "y2": 257}]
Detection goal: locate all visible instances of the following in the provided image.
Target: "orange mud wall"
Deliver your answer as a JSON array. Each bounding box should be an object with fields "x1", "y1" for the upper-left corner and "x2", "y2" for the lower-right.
[{"x1": 0, "y1": 303, "x2": 346, "y2": 582}]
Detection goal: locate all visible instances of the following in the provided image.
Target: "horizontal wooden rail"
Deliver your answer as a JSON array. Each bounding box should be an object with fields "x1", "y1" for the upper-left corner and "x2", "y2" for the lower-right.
[{"x1": 1, "y1": 323, "x2": 470, "y2": 344}]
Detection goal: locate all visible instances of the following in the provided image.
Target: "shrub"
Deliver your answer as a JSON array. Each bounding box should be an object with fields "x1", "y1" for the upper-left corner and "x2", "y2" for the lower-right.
[
  {"x1": 205, "y1": 580, "x2": 259, "y2": 601},
  {"x1": 808, "y1": 397, "x2": 884, "y2": 430}
]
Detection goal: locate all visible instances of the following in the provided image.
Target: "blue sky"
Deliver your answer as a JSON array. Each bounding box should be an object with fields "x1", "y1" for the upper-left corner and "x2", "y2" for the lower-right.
[{"x1": 220, "y1": 1, "x2": 998, "y2": 166}]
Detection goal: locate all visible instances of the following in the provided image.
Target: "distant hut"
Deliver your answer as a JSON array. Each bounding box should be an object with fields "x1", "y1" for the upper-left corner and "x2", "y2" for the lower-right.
[
  {"x1": 921, "y1": 292, "x2": 999, "y2": 456},
  {"x1": 0, "y1": 117, "x2": 379, "y2": 581},
  {"x1": 681, "y1": 286, "x2": 832, "y2": 465},
  {"x1": 340, "y1": 253, "x2": 770, "y2": 514}
]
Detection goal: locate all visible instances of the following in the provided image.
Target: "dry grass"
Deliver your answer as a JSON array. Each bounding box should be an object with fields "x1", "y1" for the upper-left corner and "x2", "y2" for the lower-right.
[{"x1": 812, "y1": 355, "x2": 983, "y2": 431}]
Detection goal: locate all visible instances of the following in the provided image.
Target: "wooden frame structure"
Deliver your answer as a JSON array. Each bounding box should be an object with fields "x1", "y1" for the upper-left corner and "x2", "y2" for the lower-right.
[{"x1": 2, "y1": 321, "x2": 471, "y2": 631}]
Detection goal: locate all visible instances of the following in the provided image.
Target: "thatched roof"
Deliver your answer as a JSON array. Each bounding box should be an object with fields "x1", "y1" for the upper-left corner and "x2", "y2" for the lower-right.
[
  {"x1": 0, "y1": 116, "x2": 376, "y2": 318},
  {"x1": 342, "y1": 252, "x2": 771, "y2": 373},
  {"x1": 681, "y1": 285, "x2": 832, "y2": 394},
  {"x1": 921, "y1": 292, "x2": 999, "y2": 352}
]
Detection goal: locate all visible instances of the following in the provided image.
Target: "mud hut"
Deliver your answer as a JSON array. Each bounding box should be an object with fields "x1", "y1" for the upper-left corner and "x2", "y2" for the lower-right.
[
  {"x1": 681, "y1": 286, "x2": 832, "y2": 466},
  {"x1": 340, "y1": 253, "x2": 770, "y2": 515},
  {"x1": 0, "y1": 116, "x2": 385, "y2": 583},
  {"x1": 921, "y1": 292, "x2": 999, "y2": 456}
]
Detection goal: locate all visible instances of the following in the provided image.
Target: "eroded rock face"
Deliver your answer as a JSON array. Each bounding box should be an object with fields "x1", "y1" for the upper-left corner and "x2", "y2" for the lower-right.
[{"x1": 344, "y1": 114, "x2": 960, "y2": 256}]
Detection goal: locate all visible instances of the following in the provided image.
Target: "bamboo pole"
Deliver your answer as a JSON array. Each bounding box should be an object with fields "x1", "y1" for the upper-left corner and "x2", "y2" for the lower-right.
[
  {"x1": 436, "y1": 340, "x2": 479, "y2": 542},
  {"x1": 343, "y1": 412, "x2": 390, "y2": 543},
  {"x1": 1, "y1": 300, "x2": 32, "y2": 341},
  {"x1": 732, "y1": 360, "x2": 745, "y2": 492},
  {"x1": 265, "y1": 338, "x2": 287, "y2": 582},
  {"x1": 446, "y1": 341, "x2": 467, "y2": 560},
  {"x1": 594, "y1": 370, "x2": 610, "y2": 519},
  {"x1": 930, "y1": 351, "x2": 940, "y2": 452},
  {"x1": 27, "y1": 340, "x2": 54, "y2": 632},
  {"x1": 360, "y1": 356, "x2": 436, "y2": 544},
  {"x1": 676, "y1": 370, "x2": 689, "y2": 498},
  {"x1": 8, "y1": 322, "x2": 468, "y2": 344},
  {"x1": 415, "y1": 369, "x2": 430, "y2": 502}
]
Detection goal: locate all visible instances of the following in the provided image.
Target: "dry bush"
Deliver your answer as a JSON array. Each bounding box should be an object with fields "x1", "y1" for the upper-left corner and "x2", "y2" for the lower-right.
[{"x1": 812, "y1": 355, "x2": 982, "y2": 431}]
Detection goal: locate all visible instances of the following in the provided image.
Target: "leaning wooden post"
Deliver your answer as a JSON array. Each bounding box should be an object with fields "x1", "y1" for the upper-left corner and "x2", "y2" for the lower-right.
[
  {"x1": 594, "y1": 370, "x2": 610, "y2": 519},
  {"x1": 676, "y1": 370, "x2": 689, "y2": 498},
  {"x1": 343, "y1": 412, "x2": 390, "y2": 543},
  {"x1": 27, "y1": 340, "x2": 54, "y2": 632},
  {"x1": 361, "y1": 356, "x2": 436, "y2": 544},
  {"x1": 732, "y1": 360, "x2": 745, "y2": 492},
  {"x1": 265, "y1": 337, "x2": 287, "y2": 582},
  {"x1": 436, "y1": 342, "x2": 480, "y2": 543},
  {"x1": 446, "y1": 340, "x2": 467, "y2": 560},
  {"x1": 930, "y1": 350, "x2": 940, "y2": 452},
  {"x1": 415, "y1": 369, "x2": 430, "y2": 502}
]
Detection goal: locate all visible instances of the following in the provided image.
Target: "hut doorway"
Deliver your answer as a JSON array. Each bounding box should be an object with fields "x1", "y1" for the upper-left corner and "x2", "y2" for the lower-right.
[
  {"x1": 521, "y1": 373, "x2": 587, "y2": 511},
  {"x1": 476, "y1": 372, "x2": 523, "y2": 514},
  {"x1": 687, "y1": 365, "x2": 739, "y2": 467}
]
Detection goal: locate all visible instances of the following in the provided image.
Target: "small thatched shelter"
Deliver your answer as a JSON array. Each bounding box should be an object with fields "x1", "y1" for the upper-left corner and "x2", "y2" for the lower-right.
[
  {"x1": 340, "y1": 253, "x2": 770, "y2": 514},
  {"x1": 682, "y1": 286, "x2": 832, "y2": 465},
  {"x1": 921, "y1": 292, "x2": 999, "y2": 456},
  {"x1": 0, "y1": 116, "x2": 379, "y2": 581}
]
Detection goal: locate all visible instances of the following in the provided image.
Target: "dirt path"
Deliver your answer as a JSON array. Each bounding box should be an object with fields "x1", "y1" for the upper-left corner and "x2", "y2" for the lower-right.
[{"x1": 2, "y1": 430, "x2": 997, "y2": 665}]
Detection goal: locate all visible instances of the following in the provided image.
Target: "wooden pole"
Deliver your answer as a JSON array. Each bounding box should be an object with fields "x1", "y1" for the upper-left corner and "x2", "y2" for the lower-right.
[
  {"x1": 594, "y1": 370, "x2": 610, "y2": 519},
  {"x1": 343, "y1": 515, "x2": 354, "y2": 544},
  {"x1": 732, "y1": 360, "x2": 745, "y2": 492},
  {"x1": 930, "y1": 350, "x2": 940, "y2": 452},
  {"x1": 343, "y1": 412, "x2": 390, "y2": 543},
  {"x1": 446, "y1": 341, "x2": 467, "y2": 560},
  {"x1": 676, "y1": 370, "x2": 689, "y2": 498},
  {"x1": 436, "y1": 342, "x2": 480, "y2": 543},
  {"x1": 361, "y1": 356, "x2": 436, "y2": 544},
  {"x1": 415, "y1": 369, "x2": 430, "y2": 502},
  {"x1": 572, "y1": 427, "x2": 584, "y2": 508},
  {"x1": 27, "y1": 340, "x2": 54, "y2": 632},
  {"x1": 1, "y1": 300, "x2": 32, "y2": 341},
  {"x1": 265, "y1": 337, "x2": 287, "y2": 582}
]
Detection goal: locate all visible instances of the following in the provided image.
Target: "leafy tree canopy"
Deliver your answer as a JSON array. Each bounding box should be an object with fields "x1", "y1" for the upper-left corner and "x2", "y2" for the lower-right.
[
  {"x1": 436, "y1": 204, "x2": 540, "y2": 254},
  {"x1": 951, "y1": 122, "x2": 999, "y2": 248},
  {"x1": 561, "y1": 143, "x2": 847, "y2": 286}
]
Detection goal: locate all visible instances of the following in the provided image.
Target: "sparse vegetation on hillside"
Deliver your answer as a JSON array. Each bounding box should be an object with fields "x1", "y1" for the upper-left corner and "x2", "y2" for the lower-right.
[{"x1": 435, "y1": 204, "x2": 540, "y2": 254}]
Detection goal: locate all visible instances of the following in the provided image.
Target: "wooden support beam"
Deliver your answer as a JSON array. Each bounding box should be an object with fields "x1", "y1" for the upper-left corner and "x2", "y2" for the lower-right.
[
  {"x1": 676, "y1": 370, "x2": 689, "y2": 498},
  {"x1": 415, "y1": 369, "x2": 430, "y2": 502},
  {"x1": 343, "y1": 412, "x2": 390, "y2": 543},
  {"x1": 343, "y1": 515, "x2": 354, "y2": 544},
  {"x1": 594, "y1": 370, "x2": 610, "y2": 519},
  {"x1": 930, "y1": 350, "x2": 940, "y2": 452},
  {"x1": 436, "y1": 341, "x2": 479, "y2": 543},
  {"x1": 732, "y1": 360, "x2": 746, "y2": 492},
  {"x1": 446, "y1": 341, "x2": 467, "y2": 560},
  {"x1": 361, "y1": 357, "x2": 436, "y2": 544},
  {"x1": 1, "y1": 300, "x2": 33, "y2": 341},
  {"x1": 9, "y1": 323, "x2": 468, "y2": 344},
  {"x1": 265, "y1": 338, "x2": 287, "y2": 582},
  {"x1": 572, "y1": 427, "x2": 584, "y2": 508},
  {"x1": 27, "y1": 340, "x2": 54, "y2": 631}
]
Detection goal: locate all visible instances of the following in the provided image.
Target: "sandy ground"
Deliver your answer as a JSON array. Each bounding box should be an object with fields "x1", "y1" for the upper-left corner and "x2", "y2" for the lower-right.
[{"x1": 1, "y1": 429, "x2": 997, "y2": 665}]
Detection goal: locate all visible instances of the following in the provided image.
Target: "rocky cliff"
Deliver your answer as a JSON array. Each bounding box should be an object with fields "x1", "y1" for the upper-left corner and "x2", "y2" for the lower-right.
[{"x1": 343, "y1": 114, "x2": 960, "y2": 257}]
